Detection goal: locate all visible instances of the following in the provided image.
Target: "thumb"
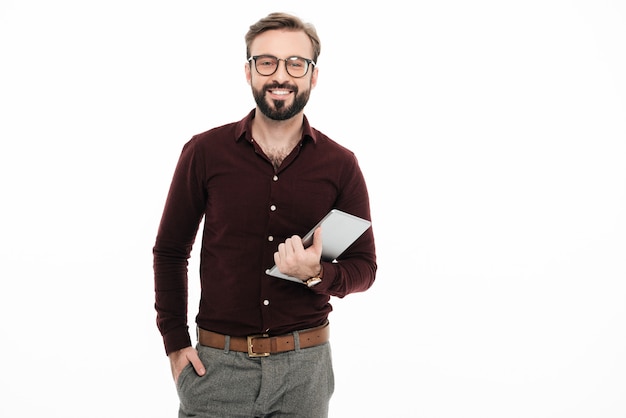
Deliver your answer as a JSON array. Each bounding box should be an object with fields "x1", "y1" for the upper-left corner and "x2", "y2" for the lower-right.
[
  {"x1": 311, "y1": 227, "x2": 323, "y2": 255},
  {"x1": 187, "y1": 351, "x2": 206, "y2": 377}
]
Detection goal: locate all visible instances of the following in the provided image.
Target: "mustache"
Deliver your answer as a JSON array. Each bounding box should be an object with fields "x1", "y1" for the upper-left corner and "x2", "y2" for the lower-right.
[{"x1": 263, "y1": 82, "x2": 298, "y2": 92}]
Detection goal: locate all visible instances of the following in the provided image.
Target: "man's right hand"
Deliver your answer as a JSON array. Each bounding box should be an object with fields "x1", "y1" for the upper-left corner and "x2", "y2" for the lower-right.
[{"x1": 168, "y1": 346, "x2": 206, "y2": 384}]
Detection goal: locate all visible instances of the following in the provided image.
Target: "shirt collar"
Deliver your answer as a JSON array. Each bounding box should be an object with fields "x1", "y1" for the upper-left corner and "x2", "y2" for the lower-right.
[{"x1": 234, "y1": 109, "x2": 318, "y2": 144}]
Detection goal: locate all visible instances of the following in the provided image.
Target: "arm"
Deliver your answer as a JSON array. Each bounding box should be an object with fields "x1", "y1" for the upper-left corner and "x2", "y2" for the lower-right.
[
  {"x1": 323, "y1": 154, "x2": 377, "y2": 297},
  {"x1": 153, "y1": 139, "x2": 206, "y2": 355},
  {"x1": 275, "y1": 154, "x2": 377, "y2": 297}
]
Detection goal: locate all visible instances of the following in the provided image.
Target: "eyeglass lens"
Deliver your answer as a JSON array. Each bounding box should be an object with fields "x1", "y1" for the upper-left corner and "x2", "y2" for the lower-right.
[{"x1": 254, "y1": 56, "x2": 310, "y2": 78}]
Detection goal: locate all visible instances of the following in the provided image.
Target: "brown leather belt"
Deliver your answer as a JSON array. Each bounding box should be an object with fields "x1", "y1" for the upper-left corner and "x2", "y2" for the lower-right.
[{"x1": 198, "y1": 322, "x2": 329, "y2": 357}]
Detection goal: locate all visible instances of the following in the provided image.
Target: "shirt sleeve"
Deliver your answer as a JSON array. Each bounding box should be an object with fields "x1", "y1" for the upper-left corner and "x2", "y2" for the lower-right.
[
  {"x1": 311, "y1": 153, "x2": 377, "y2": 298},
  {"x1": 153, "y1": 138, "x2": 206, "y2": 355}
]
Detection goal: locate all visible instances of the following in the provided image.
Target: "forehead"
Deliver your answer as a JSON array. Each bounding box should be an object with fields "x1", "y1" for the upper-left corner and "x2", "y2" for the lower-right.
[{"x1": 250, "y1": 29, "x2": 314, "y2": 58}]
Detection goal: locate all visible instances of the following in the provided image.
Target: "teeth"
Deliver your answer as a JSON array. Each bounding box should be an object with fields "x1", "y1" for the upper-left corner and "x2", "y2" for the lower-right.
[{"x1": 271, "y1": 90, "x2": 290, "y2": 95}]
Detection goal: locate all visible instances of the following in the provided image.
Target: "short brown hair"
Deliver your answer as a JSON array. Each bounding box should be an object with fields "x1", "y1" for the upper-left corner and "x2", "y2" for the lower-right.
[{"x1": 245, "y1": 12, "x2": 321, "y2": 63}]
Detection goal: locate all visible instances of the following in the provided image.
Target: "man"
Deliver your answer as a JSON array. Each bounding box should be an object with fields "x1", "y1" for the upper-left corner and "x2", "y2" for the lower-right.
[{"x1": 153, "y1": 12, "x2": 377, "y2": 417}]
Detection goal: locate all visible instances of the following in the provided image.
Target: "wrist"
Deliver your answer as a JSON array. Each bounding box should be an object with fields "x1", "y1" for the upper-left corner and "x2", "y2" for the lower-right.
[{"x1": 304, "y1": 264, "x2": 323, "y2": 287}]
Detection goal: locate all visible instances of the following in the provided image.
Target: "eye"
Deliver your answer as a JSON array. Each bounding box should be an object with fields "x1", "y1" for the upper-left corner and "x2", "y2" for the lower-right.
[
  {"x1": 287, "y1": 58, "x2": 306, "y2": 68},
  {"x1": 257, "y1": 56, "x2": 277, "y2": 67}
]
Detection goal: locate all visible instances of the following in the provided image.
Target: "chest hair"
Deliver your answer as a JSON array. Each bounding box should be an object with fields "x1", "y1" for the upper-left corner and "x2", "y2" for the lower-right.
[{"x1": 262, "y1": 144, "x2": 297, "y2": 170}]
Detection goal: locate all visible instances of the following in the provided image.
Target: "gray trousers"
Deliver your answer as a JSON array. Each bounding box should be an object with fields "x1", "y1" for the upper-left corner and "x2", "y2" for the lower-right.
[{"x1": 176, "y1": 339, "x2": 334, "y2": 418}]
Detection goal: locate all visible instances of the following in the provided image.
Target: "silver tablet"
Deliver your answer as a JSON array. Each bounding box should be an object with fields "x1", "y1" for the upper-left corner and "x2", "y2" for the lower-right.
[{"x1": 265, "y1": 209, "x2": 371, "y2": 283}]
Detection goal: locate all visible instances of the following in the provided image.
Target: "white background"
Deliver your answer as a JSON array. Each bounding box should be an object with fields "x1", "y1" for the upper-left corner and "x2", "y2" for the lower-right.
[{"x1": 1, "y1": 1, "x2": 625, "y2": 417}]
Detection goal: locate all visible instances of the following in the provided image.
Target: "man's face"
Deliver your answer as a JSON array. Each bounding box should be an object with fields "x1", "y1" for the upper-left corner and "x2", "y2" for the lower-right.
[{"x1": 246, "y1": 30, "x2": 318, "y2": 121}]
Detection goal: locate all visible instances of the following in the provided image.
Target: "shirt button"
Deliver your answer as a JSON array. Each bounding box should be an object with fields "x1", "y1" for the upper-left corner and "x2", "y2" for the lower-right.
[
  {"x1": 268, "y1": 236, "x2": 274, "y2": 242},
  {"x1": 263, "y1": 299, "x2": 270, "y2": 306},
  {"x1": 273, "y1": 175, "x2": 278, "y2": 181},
  {"x1": 270, "y1": 205, "x2": 276, "y2": 211}
]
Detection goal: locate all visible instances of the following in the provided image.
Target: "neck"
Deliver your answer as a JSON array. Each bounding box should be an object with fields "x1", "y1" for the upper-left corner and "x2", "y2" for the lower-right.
[{"x1": 251, "y1": 109, "x2": 304, "y2": 146}]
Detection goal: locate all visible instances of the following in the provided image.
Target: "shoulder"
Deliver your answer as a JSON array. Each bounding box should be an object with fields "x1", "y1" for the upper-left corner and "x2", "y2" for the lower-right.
[
  {"x1": 308, "y1": 127, "x2": 361, "y2": 173},
  {"x1": 191, "y1": 121, "x2": 239, "y2": 144},
  {"x1": 309, "y1": 127, "x2": 356, "y2": 157},
  {"x1": 187, "y1": 111, "x2": 253, "y2": 149},
  {"x1": 179, "y1": 122, "x2": 244, "y2": 158}
]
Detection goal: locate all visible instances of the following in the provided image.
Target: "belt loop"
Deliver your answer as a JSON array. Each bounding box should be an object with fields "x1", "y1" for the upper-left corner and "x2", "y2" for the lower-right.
[
  {"x1": 224, "y1": 335, "x2": 231, "y2": 353},
  {"x1": 293, "y1": 330, "x2": 301, "y2": 352}
]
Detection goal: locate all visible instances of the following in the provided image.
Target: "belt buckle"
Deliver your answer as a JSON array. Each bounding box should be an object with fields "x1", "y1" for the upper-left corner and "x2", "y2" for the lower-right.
[{"x1": 247, "y1": 334, "x2": 270, "y2": 357}]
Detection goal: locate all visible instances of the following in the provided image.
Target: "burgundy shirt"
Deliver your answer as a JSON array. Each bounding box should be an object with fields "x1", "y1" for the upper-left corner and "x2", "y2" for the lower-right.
[{"x1": 153, "y1": 110, "x2": 377, "y2": 354}]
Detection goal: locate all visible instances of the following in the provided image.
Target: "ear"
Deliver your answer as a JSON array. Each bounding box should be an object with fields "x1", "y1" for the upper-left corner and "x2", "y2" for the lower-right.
[
  {"x1": 310, "y1": 66, "x2": 319, "y2": 89},
  {"x1": 245, "y1": 62, "x2": 252, "y2": 85}
]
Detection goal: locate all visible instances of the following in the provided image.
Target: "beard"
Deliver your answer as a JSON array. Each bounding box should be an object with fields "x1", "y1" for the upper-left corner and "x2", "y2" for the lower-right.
[{"x1": 252, "y1": 82, "x2": 311, "y2": 121}]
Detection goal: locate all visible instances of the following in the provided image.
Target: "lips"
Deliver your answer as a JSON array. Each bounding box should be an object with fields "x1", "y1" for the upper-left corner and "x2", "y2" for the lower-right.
[
  {"x1": 269, "y1": 89, "x2": 291, "y2": 96},
  {"x1": 265, "y1": 83, "x2": 297, "y2": 99}
]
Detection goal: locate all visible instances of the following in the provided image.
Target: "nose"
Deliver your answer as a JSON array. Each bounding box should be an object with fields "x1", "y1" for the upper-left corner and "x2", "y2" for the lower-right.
[{"x1": 271, "y1": 59, "x2": 292, "y2": 82}]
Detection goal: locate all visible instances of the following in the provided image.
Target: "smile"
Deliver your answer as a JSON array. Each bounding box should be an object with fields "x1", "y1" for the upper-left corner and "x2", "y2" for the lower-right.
[{"x1": 268, "y1": 89, "x2": 292, "y2": 96}]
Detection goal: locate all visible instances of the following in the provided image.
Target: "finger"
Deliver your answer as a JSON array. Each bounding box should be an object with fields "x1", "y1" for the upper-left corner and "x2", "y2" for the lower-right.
[
  {"x1": 188, "y1": 352, "x2": 206, "y2": 376},
  {"x1": 284, "y1": 238, "x2": 294, "y2": 255},
  {"x1": 288, "y1": 235, "x2": 305, "y2": 252}
]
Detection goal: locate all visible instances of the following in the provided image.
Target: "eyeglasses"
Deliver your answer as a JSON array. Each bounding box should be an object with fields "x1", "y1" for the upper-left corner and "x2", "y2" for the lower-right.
[{"x1": 248, "y1": 55, "x2": 316, "y2": 78}]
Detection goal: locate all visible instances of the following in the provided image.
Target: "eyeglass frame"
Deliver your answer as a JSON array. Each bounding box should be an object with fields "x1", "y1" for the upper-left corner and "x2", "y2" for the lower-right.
[{"x1": 247, "y1": 55, "x2": 316, "y2": 78}]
